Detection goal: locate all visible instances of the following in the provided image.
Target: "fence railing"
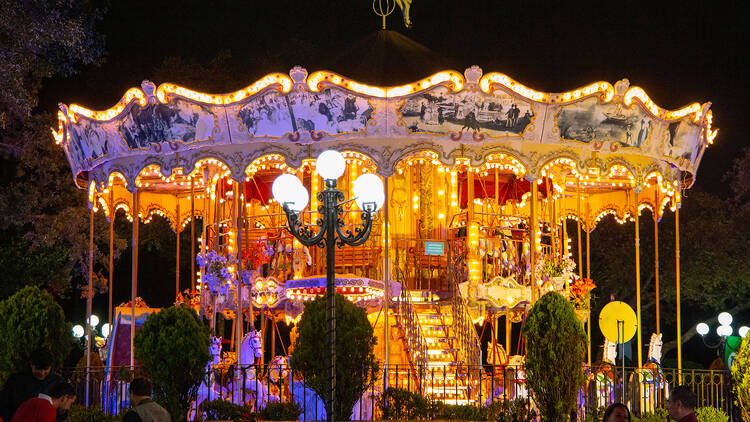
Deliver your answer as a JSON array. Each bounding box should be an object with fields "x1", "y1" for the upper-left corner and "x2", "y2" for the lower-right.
[{"x1": 62, "y1": 364, "x2": 740, "y2": 421}]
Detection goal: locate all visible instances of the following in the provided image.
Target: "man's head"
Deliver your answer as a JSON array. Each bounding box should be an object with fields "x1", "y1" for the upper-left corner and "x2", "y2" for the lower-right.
[
  {"x1": 29, "y1": 349, "x2": 54, "y2": 380},
  {"x1": 665, "y1": 385, "x2": 697, "y2": 420},
  {"x1": 48, "y1": 382, "x2": 76, "y2": 412},
  {"x1": 129, "y1": 377, "x2": 152, "y2": 403}
]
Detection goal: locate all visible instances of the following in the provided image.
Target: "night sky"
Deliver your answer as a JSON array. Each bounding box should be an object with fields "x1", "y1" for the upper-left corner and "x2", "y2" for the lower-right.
[{"x1": 40, "y1": 1, "x2": 749, "y2": 365}]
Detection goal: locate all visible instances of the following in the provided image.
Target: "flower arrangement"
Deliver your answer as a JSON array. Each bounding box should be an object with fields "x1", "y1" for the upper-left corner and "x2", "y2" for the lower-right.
[
  {"x1": 243, "y1": 240, "x2": 272, "y2": 270},
  {"x1": 197, "y1": 251, "x2": 237, "y2": 295},
  {"x1": 569, "y1": 277, "x2": 596, "y2": 309},
  {"x1": 535, "y1": 255, "x2": 577, "y2": 280}
]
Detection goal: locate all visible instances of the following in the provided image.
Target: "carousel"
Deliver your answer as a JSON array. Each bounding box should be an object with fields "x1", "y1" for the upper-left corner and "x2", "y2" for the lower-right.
[{"x1": 53, "y1": 64, "x2": 716, "y2": 411}]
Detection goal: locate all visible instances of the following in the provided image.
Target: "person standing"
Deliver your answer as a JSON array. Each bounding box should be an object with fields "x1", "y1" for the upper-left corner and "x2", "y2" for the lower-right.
[
  {"x1": 665, "y1": 386, "x2": 698, "y2": 422},
  {"x1": 122, "y1": 378, "x2": 170, "y2": 422},
  {"x1": 0, "y1": 349, "x2": 65, "y2": 422},
  {"x1": 10, "y1": 382, "x2": 75, "y2": 422}
]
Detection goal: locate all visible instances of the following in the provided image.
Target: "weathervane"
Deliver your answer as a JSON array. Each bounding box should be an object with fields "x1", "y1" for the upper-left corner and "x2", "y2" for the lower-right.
[{"x1": 373, "y1": 0, "x2": 412, "y2": 29}]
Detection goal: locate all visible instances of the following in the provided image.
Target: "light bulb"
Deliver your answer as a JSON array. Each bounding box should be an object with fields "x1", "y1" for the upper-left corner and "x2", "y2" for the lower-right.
[
  {"x1": 286, "y1": 183, "x2": 309, "y2": 212},
  {"x1": 739, "y1": 326, "x2": 749, "y2": 338},
  {"x1": 718, "y1": 312, "x2": 733, "y2": 326},
  {"x1": 316, "y1": 150, "x2": 346, "y2": 180},
  {"x1": 87, "y1": 314, "x2": 100, "y2": 327},
  {"x1": 102, "y1": 323, "x2": 111, "y2": 337},
  {"x1": 72, "y1": 325, "x2": 84, "y2": 338},
  {"x1": 272, "y1": 174, "x2": 303, "y2": 205},
  {"x1": 717, "y1": 325, "x2": 732, "y2": 337},
  {"x1": 696, "y1": 323, "x2": 709, "y2": 336},
  {"x1": 353, "y1": 173, "x2": 385, "y2": 212}
]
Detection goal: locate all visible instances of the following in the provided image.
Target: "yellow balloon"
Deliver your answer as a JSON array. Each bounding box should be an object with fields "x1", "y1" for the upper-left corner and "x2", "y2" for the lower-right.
[{"x1": 599, "y1": 301, "x2": 638, "y2": 344}]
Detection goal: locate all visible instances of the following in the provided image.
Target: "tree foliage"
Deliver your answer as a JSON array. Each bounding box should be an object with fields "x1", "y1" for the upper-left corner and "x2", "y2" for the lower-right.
[
  {"x1": 134, "y1": 305, "x2": 210, "y2": 422},
  {"x1": 731, "y1": 337, "x2": 750, "y2": 421},
  {"x1": 522, "y1": 291, "x2": 587, "y2": 422},
  {"x1": 290, "y1": 294, "x2": 379, "y2": 420},
  {"x1": 0, "y1": 286, "x2": 72, "y2": 385}
]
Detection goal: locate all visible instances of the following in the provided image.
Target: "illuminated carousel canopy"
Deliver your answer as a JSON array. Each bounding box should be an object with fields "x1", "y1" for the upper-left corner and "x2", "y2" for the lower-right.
[{"x1": 54, "y1": 66, "x2": 716, "y2": 229}]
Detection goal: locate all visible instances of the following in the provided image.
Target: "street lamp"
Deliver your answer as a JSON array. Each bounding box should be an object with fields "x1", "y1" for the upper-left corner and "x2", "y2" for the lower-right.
[
  {"x1": 273, "y1": 149, "x2": 383, "y2": 422},
  {"x1": 696, "y1": 312, "x2": 748, "y2": 350}
]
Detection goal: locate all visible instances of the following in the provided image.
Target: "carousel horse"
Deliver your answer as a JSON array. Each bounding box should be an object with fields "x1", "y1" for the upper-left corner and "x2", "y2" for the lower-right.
[
  {"x1": 507, "y1": 355, "x2": 528, "y2": 399},
  {"x1": 237, "y1": 329, "x2": 275, "y2": 409},
  {"x1": 193, "y1": 336, "x2": 225, "y2": 418},
  {"x1": 587, "y1": 339, "x2": 618, "y2": 409},
  {"x1": 395, "y1": 0, "x2": 412, "y2": 28},
  {"x1": 483, "y1": 343, "x2": 509, "y2": 404},
  {"x1": 628, "y1": 333, "x2": 667, "y2": 414}
]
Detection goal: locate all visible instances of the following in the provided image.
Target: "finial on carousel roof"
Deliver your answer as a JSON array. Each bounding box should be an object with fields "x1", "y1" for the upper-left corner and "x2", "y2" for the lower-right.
[
  {"x1": 289, "y1": 66, "x2": 308, "y2": 85},
  {"x1": 614, "y1": 79, "x2": 630, "y2": 101},
  {"x1": 141, "y1": 80, "x2": 157, "y2": 104},
  {"x1": 464, "y1": 65, "x2": 483, "y2": 89}
]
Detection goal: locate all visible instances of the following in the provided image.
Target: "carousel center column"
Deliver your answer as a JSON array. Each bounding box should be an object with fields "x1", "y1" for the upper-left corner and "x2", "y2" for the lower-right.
[{"x1": 130, "y1": 187, "x2": 140, "y2": 369}]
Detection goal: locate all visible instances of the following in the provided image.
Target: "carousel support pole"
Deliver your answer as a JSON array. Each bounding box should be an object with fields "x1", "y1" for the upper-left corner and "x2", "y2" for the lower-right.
[
  {"x1": 577, "y1": 179, "x2": 582, "y2": 279},
  {"x1": 586, "y1": 217, "x2": 592, "y2": 366},
  {"x1": 176, "y1": 198, "x2": 180, "y2": 299},
  {"x1": 383, "y1": 176, "x2": 390, "y2": 389},
  {"x1": 547, "y1": 177, "x2": 556, "y2": 257},
  {"x1": 634, "y1": 190, "x2": 643, "y2": 368},
  {"x1": 505, "y1": 308, "x2": 511, "y2": 357},
  {"x1": 131, "y1": 190, "x2": 140, "y2": 369},
  {"x1": 108, "y1": 188, "x2": 114, "y2": 328},
  {"x1": 191, "y1": 177, "x2": 196, "y2": 294},
  {"x1": 530, "y1": 179, "x2": 539, "y2": 301},
  {"x1": 561, "y1": 173, "x2": 567, "y2": 260},
  {"x1": 235, "y1": 182, "x2": 243, "y2": 370},
  {"x1": 654, "y1": 190, "x2": 660, "y2": 335},
  {"x1": 201, "y1": 167, "x2": 209, "y2": 317},
  {"x1": 86, "y1": 197, "x2": 95, "y2": 407},
  {"x1": 675, "y1": 198, "x2": 682, "y2": 380}
]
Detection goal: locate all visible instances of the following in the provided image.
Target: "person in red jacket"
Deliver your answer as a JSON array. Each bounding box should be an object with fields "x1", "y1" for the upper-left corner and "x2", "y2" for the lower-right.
[
  {"x1": 11, "y1": 382, "x2": 75, "y2": 422},
  {"x1": 665, "y1": 385, "x2": 699, "y2": 422}
]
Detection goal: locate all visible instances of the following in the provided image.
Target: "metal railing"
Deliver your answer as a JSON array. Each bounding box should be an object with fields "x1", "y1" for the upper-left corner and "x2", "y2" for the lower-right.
[
  {"x1": 394, "y1": 268, "x2": 428, "y2": 390},
  {"x1": 63, "y1": 364, "x2": 740, "y2": 420}
]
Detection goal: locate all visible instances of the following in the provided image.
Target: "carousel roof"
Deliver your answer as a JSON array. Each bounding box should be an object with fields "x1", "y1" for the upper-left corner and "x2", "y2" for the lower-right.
[{"x1": 53, "y1": 66, "x2": 717, "y2": 229}]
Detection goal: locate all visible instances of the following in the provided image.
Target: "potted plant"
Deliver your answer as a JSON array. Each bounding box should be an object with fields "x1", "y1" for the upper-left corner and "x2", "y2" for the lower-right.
[
  {"x1": 569, "y1": 277, "x2": 596, "y2": 323},
  {"x1": 535, "y1": 255, "x2": 577, "y2": 290}
]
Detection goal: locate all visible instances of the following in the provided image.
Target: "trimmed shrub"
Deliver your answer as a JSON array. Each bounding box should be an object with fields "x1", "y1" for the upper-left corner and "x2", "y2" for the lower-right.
[
  {"x1": 0, "y1": 286, "x2": 71, "y2": 385},
  {"x1": 731, "y1": 337, "x2": 750, "y2": 421},
  {"x1": 695, "y1": 406, "x2": 729, "y2": 422},
  {"x1": 290, "y1": 294, "x2": 379, "y2": 420},
  {"x1": 134, "y1": 305, "x2": 210, "y2": 421},
  {"x1": 522, "y1": 291, "x2": 587, "y2": 422}
]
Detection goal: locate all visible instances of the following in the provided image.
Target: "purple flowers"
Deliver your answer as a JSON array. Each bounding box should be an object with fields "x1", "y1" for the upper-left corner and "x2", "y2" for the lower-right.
[{"x1": 197, "y1": 251, "x2": 237, "y2": 295}]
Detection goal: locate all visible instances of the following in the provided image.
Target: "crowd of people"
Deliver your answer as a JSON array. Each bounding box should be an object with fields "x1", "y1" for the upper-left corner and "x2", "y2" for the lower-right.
[
  {"x1": 0, "y1": 349, "x2": 169, "y2": 422},
  {"x1": 599, "y1": 386, "x2": 699, "y2": 422}
]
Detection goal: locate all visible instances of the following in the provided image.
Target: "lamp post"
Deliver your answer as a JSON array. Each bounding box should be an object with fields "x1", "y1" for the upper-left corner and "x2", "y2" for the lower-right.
[
  {"x1": 273, "y1": 150, "x2": 384, "y2": 422},
  {"x1": 696, "y1": 312, "x2": 749, "y2": 355}
]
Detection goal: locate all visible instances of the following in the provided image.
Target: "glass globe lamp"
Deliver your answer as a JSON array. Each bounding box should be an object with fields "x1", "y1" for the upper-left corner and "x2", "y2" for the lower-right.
[{"x1": 316, "y1": 150, "x2": 346, "y2": 180}]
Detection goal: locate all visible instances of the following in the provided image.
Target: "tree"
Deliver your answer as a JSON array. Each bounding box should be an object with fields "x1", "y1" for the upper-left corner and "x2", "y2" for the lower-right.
[
  {"x1": 522, "y1": 291, "x2": 587, "y2": 422},
  {"x1": 290, "y1": 294, "x2": 380, "y2": 420},
  {"x1": 134, "y1": 305, "x2": 210, "y2": 422},
  {"x1": 0, "y1": 286, "x2": 72, "y2": 385},
  {"x1": 731, "y1": 337, "x2": 750, "y2": 421}
]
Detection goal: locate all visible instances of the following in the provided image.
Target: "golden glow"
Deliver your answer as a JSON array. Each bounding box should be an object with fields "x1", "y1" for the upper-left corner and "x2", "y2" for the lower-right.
[
  {"x1": 307, "y1": 70, "x2": 464, "y2": 98},
  {"x1": 68, "y1": 88, "x2": 148, "y2": 123},
  {"x1": 480, "y1": 74, "x2": 616, "y2": 104},
  {"x1": 156, "y1": 73, "x2": 292, "y2": 105},
  {"x1": 623, "y1": 87, "x2": 706, "y2": 122},
  {"x1": 705, "y1": 111, "x2": 718, "y2": 144},
  {"x1": 467, "y1": 223, "x2": 481, "y2": 284}
]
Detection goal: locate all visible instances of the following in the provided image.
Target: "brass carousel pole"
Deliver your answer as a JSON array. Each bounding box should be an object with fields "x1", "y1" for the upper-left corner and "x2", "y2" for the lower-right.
[
  {"x1": 191, "y1": 177, "x2": 196, "y2": 294},
  {"x1": 176, "y1": 197, "x2": 180, "y2": 299},
  {"x1": 383, "y1": 176, "x2": 390, "y2": 389},
  {"x1": 131, "y1": 190, "x2": 139, "y2": 369},
  {"x1": 530, "y1": 179, "x2": 538, "y2": 301},
  {"x1": 675, "y1": 197, "x2": 682, "y2": 380},
  {"x1": 85, "y1": 194, "x2": 95, "y2": 407},
  {"x1": 235, "y1": 181, "x2": 243, "y2": 371},
  {"x1": 201, "y1": 167, "x2": 209, "y2": 319},
  {"x1": 634, "y1": 190, "x2": 643, "y2": 368},
  {"x1": 109, "y1": 188, "x2": 114, "y2": 328},
  {"x1": 654, "y1": 190, "x2": 660, "y2": 335},
  {"x1": 586, "y1": 216, "x2": 592, "y2": 366},
  {"x1": 561, "y1": 172, "x2": 567, "y2": 261}
]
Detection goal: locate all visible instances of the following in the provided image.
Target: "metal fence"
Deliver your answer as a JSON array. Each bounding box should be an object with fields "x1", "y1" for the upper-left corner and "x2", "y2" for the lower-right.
[{"x1": 63, "y1": 364, "x2": 739, "y2": 421}]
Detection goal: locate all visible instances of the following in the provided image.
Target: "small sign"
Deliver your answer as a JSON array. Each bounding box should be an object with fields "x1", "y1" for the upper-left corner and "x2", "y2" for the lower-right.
[{"x1": 424, "y1": 241, "x2": 445, "y2": 256}]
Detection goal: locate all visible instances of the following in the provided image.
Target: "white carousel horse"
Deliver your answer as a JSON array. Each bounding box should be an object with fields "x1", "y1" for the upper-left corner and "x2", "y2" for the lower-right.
[
  {"x1": 507, "y1": 355, "x2": 527, "y2": 399},
  {"x1": 238, "y1": 330, "x2": 275, "y2": 409},
  {"x1": 193, "y1": 336, "x2": 225, "y2": 418}
]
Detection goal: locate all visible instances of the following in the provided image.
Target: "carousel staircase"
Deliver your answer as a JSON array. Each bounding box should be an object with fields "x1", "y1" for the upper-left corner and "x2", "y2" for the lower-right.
[{"x1": 405, "y1": 290, "x2": 474, "y2": 405}]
